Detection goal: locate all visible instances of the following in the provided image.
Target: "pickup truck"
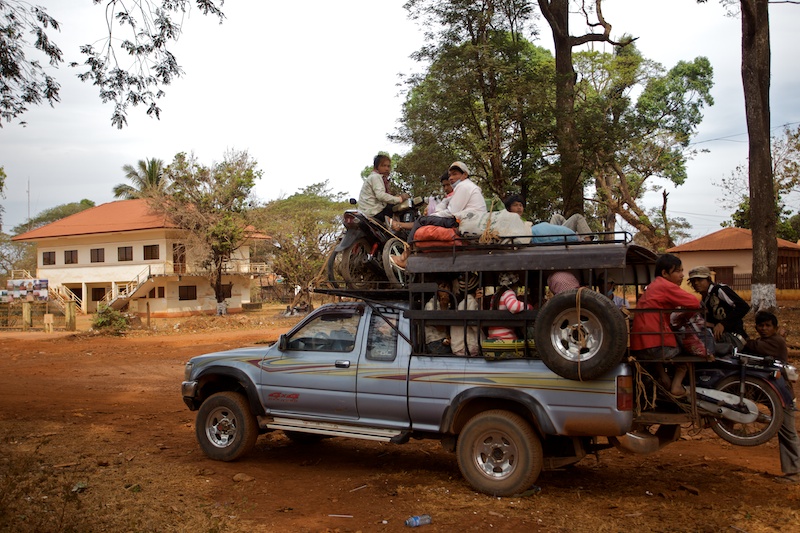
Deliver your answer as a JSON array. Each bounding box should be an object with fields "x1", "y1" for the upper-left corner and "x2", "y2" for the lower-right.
[{"x1": 182, "y1": 296, "x2": 657, "y2": 497}]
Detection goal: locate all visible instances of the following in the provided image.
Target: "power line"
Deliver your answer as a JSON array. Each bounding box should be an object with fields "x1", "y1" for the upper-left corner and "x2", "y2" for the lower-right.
[{"x1": 689, "y1": 121, "x2": 800, "y2": 146}]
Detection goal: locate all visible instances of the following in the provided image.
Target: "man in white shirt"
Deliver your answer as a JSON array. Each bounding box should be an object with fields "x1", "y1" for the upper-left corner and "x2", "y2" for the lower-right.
[{"x1": 391, "y1": 161, "x2": 486, "y2": 269}]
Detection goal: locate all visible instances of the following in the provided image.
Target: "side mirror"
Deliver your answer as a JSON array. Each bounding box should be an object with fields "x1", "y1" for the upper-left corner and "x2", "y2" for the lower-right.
[
  {"x1": 279, "y1": 334, "x2": 288, "y2": 351},
  {"x1": 349, "y1": 198, "x2": 357, "y2": 205}
]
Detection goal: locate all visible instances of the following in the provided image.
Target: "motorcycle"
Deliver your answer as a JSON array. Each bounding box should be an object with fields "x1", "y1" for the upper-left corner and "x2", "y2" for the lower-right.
[
  {"x1": 615, "y1": 348, "x2": 797, "y2": 454},
  {"x1": 326, "y1": 197, "x2": 424, "y2": 289},
  {"x1": 694, "y1": 349, "x2": 797, "y2": 446}
]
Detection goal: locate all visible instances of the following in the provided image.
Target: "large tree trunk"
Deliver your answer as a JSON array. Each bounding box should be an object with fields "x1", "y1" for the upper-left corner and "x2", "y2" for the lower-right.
[
  {"x1": 539, "y1": 0, "x2": 584, "y2": 218},
  {"x1": 741, "y1": 0, "x2": 776, "y2": 312}
]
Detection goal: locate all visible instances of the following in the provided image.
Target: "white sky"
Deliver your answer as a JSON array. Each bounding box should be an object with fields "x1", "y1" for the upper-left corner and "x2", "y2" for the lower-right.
[{"x1": 1, "y1": 0, "x2": 799, "y2": 241}]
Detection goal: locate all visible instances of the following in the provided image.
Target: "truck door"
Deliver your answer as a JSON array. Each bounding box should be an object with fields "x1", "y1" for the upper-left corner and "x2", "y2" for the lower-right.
[
  {"x1": 261, "y1": 307, "x2": 363, "y2": 419},
  {"x1": 355, "y1": 307, "x2": 411, "y2": 429}
]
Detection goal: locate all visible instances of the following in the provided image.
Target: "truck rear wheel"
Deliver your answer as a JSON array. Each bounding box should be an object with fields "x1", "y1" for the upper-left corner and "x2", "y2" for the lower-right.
[
  {"x1": 534, "y1": 288, "x2": 627, "y2": 381},
  {"x1": 456, "y1": 410, "x2": 542, "y2": 496},
  {"x1": 196, "y1": 391, "x2": 258, "y2": 461}
]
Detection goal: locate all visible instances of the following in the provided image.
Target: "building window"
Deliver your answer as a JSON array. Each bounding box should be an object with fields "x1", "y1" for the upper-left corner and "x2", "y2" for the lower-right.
[
  {"x1": 64, "y1": 250, "x2": 78, "y2": 264},
  {"x1": 42, "y1": 251, "x2": 56, "y2": 265},
  {"x1": 90, "y1": 248, "x2": 105, "y2": 263},
  {"x1": 143, "y1": 244, "x2": 159, "y2": 260},
  {"x1": 91, "y1": 287, "x2": 107, "y2": 301},
  {"x1": 118, "y1": 246, "x2": 133, "y2": 261},
  {"x1": 178, "y1": 285, "x2": 197, "y2": 301},
  {"x1": 158, "y1": 286, "x2": 165, "y2": 298}
]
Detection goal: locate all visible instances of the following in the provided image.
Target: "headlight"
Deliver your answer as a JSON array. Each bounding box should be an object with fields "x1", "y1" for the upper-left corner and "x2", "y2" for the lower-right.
[
  {"x1": 784, "y1": 364, "x2": 798, "y2": 383},
  {"x1": 184, "y1": 361, "x2": 194, "y2": 381}
]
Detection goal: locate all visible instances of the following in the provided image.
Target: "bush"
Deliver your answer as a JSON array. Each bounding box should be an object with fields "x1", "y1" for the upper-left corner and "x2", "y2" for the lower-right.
[{"x1": 92, "y1": 305, "x2": 130, "y2": 335}]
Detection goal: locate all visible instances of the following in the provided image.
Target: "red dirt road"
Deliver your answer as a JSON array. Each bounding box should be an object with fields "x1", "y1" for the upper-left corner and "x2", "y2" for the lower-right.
[{"x1": 2, "y1": 314, "x2": 800, "y2": 532}]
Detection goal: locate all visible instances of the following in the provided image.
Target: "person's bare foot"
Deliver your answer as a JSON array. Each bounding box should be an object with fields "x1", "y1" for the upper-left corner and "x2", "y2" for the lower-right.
[
  {"x1": 390, "y1": 255, "x2": 406, "y2": 270},
  {"x1": 670, "y1": 384, "x2": 689, "y2": 397}
]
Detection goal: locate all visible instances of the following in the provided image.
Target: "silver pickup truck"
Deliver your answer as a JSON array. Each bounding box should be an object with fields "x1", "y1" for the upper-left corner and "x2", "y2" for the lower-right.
[
  {"x1": 183, "y1": 238, "x2": 781, "y2": 496},
  {"x1": 182, "y1": 298, "x2": 644, "y2": 497}
]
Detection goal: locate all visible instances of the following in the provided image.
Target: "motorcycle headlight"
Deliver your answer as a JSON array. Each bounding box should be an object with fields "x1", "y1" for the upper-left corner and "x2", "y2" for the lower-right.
[{"x1": 784, "y1": 364, "x2": 798, "y2": 383}]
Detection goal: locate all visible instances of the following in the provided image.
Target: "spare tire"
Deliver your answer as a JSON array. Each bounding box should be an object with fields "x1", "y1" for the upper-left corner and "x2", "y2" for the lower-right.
[{"x1": 533, "y1": 288, "x2": 628, "y2": 381}]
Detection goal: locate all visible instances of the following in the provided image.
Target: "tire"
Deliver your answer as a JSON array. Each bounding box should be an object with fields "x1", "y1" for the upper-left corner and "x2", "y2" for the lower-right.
[
  {"x1": 341, "y1": 237, "x2": 383, "y2": 289},
  {"x1": 711, "y1": 376, "x2": 784, "y2": 446},
  {"x1": 382, "y1": 237, "x2": 408, "y2": 288},
  {"x1": 325, "y1": 249, "x2": 345, "y2": 288},
  {"x1": 533, "y1": 288, "x2": 628, "y2": 381},
  {"x1": 456, "y1": 410, "x2": 543, "y2": 497},
  {"x1": 195, "y1": 391, "x2": 259, "y2": 461}
]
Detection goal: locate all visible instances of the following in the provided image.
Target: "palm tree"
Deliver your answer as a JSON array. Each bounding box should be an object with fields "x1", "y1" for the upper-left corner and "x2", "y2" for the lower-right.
[{"x1": 113, "y1": 158, "x2": 168, "y2": 199}]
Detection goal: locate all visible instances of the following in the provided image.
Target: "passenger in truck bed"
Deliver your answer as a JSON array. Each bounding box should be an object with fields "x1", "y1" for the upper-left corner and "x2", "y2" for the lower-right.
[
  {"x1": 487, "y1": 272, "x2": 531, "y2": 341},
  {"x1": 424, "y1": 281, "x2": 454, "y2": 354},
  {"x1": 630, "y1": 253, "x2": 703, "y2": 396}
]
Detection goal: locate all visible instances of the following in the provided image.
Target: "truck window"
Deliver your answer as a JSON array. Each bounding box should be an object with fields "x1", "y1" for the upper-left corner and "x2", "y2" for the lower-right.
[
  {"x1": 285, "y1": 312, "x2": 360, "y2": 352},
  {"x1": 367, "y1": 312, "x2": 399, "y2": 362}
]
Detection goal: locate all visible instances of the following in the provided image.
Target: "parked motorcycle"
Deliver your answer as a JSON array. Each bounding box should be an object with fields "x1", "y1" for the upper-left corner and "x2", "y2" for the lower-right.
[
  {"x1": 326, "y1": 197, "x2": 424, "y2": 289},
  {"x1": 694, "y1": 349, "x2": 797, "y2": 446}
]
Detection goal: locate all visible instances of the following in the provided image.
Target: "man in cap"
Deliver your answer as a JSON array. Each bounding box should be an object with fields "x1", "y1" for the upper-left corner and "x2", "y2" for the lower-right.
[
  {"x1": 391, "y1": 161, "x2": 486, "y2": 269},
  {"x1": 687, "y1": 265, "x2": 750, "y2": 348}
]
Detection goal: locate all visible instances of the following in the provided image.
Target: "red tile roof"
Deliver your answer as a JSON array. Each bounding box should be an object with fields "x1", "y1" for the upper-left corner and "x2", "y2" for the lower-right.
[
  {"x1": 667, "y1": 227, "x2": 800, "y2": 252},
  {"x1": 11, "y1": 199, "x2": 175, "y2": 241}
]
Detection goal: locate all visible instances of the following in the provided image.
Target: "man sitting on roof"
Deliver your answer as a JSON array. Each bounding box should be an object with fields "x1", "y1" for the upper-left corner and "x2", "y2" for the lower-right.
[{"x1": 391, "y1": 161, "x2": 486, "y2": 269}]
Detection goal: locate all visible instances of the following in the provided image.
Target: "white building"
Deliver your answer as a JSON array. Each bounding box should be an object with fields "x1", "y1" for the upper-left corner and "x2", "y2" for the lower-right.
[{"x1": 12, "y1": 199, "x2": 268, "y2": 316}]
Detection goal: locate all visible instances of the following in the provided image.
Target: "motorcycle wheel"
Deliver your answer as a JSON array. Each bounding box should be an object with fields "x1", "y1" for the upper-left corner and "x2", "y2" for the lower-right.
[
  {"x1": 711, "y1": 376, "x2": 784, "y2": 446},
  {"x1": 382, "y1": 237, "x2": 407, "y2": 288},
  {"x1": 325, "y1": 250, "x2": 346, "y2": 288},
  {"x1": 341, "y1": 237, "x2": 383, "y2": 289}
]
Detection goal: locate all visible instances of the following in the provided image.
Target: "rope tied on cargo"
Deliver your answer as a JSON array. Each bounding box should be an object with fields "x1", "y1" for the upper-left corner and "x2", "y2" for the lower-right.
[{"x1": 575, "y1": 287, "x2": 587, "y2": 381}]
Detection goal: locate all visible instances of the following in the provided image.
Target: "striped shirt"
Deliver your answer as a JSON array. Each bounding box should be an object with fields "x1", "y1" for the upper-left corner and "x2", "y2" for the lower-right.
[{"x1": 488, "y1": 289, "x2": 530, "y2": 340}]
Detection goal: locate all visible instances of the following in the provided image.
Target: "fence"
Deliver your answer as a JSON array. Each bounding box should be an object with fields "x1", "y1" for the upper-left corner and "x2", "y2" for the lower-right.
[{"x1": 0, "y1": 302, "x2": 73, "y2": 331}]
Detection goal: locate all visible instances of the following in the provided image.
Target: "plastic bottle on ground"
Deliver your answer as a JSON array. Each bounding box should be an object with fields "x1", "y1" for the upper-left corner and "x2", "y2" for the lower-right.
[{"x1": 405, "y1": 514, "x2": 432, "y2": 527}]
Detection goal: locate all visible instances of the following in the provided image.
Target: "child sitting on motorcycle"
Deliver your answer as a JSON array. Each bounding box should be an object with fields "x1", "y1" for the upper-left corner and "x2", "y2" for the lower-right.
[{"x1": 358, "y1": 154, "x2": 409, "y2": 222}]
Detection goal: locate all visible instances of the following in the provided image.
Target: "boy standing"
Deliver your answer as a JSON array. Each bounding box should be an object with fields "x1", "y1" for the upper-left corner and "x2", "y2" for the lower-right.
[{"x1": 743, "y1": 311, "x2": 800, "y2": 484}]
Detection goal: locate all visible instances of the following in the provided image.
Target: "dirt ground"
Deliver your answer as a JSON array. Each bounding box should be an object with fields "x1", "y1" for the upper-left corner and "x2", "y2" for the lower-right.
[{"x1": 2, "y1": 305, "x2": 800, "y2": 532}]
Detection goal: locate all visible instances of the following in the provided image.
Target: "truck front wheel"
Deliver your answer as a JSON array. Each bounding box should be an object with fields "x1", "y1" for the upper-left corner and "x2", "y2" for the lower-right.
[
  {"x1": 196, "y1": 391, "x2": 258, "y2": 461},
  {"x1": 456, "y1": 410, "x2": 543, "y2": 496}
]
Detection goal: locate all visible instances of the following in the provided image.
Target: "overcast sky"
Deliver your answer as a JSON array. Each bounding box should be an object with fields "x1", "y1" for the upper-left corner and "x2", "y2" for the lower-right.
[{"x1": 1, "y1": 0, "x2": 799, "y2": 241}]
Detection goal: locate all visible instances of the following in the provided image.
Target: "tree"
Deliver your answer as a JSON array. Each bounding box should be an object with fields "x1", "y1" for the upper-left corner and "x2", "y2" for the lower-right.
[
  {"x1": 537, "y1": 0, "x2": 619, "y2": 218},
  {"x1": 700, "y1": 0, "x2": 799, "y2": 311},
  {"x1": 718, "y1": 125, "x2": 800, "y2": 241},
  {"x1": 0, "y1": 0, "x2": 225, "y2": 128},
  {"x1": 113, "y1": 158, "x2": 167, "y2": 199},
  {"x1": 154, "y1": 150, "x2": 260, "y2": 305},
  {"x1": 254, "y1": 182, "x2": 349, "y2": 307},
  {"x1": 0, "y1": 166, "x2": 5, "y2": 228},
  {"x1": 574, "y1": 43, "x2": 714, "y2": 250},
  {"x1": 0, "y1": 199, "x2": 95, "y2": 277},
  {"x1": 398, "y1": 1, "x2": 559, "y2": 217}
]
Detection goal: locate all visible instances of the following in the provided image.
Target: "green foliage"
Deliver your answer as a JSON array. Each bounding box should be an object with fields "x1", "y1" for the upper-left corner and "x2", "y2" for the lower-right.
[
  {"x1": 114, "y1": 158, "x2": 167, "y2": 199},
  {"x1": 255, "y1": 181, "x2": 348, "y2": 296},
  {"x1": 1, "y1": 200, "x2": 95, "y2": 277},
  {"x1": 92, "y1": 305, "x2": 129, "y2": 335},
  {"x1": 395, "y1": 1, "x2": 554, "y2": 203},
  {"x1": 11, "y1": 199, "x2": 95, "y2": 234},
  {"x1": 1, "y1": 1, "x2": 224, "y2": 128},
  {"x1": 155, "y1": 150, "x2": 261, "y2": 303}
]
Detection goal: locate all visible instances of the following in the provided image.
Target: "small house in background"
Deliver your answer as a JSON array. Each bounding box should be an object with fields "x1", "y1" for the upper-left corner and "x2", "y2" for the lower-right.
[
  {"x1": 11, "y1": 199, "x2": 269, "y2": 316},
  {"x1": 667, "y1": 227, "x2": 800, "y2": 300}
]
